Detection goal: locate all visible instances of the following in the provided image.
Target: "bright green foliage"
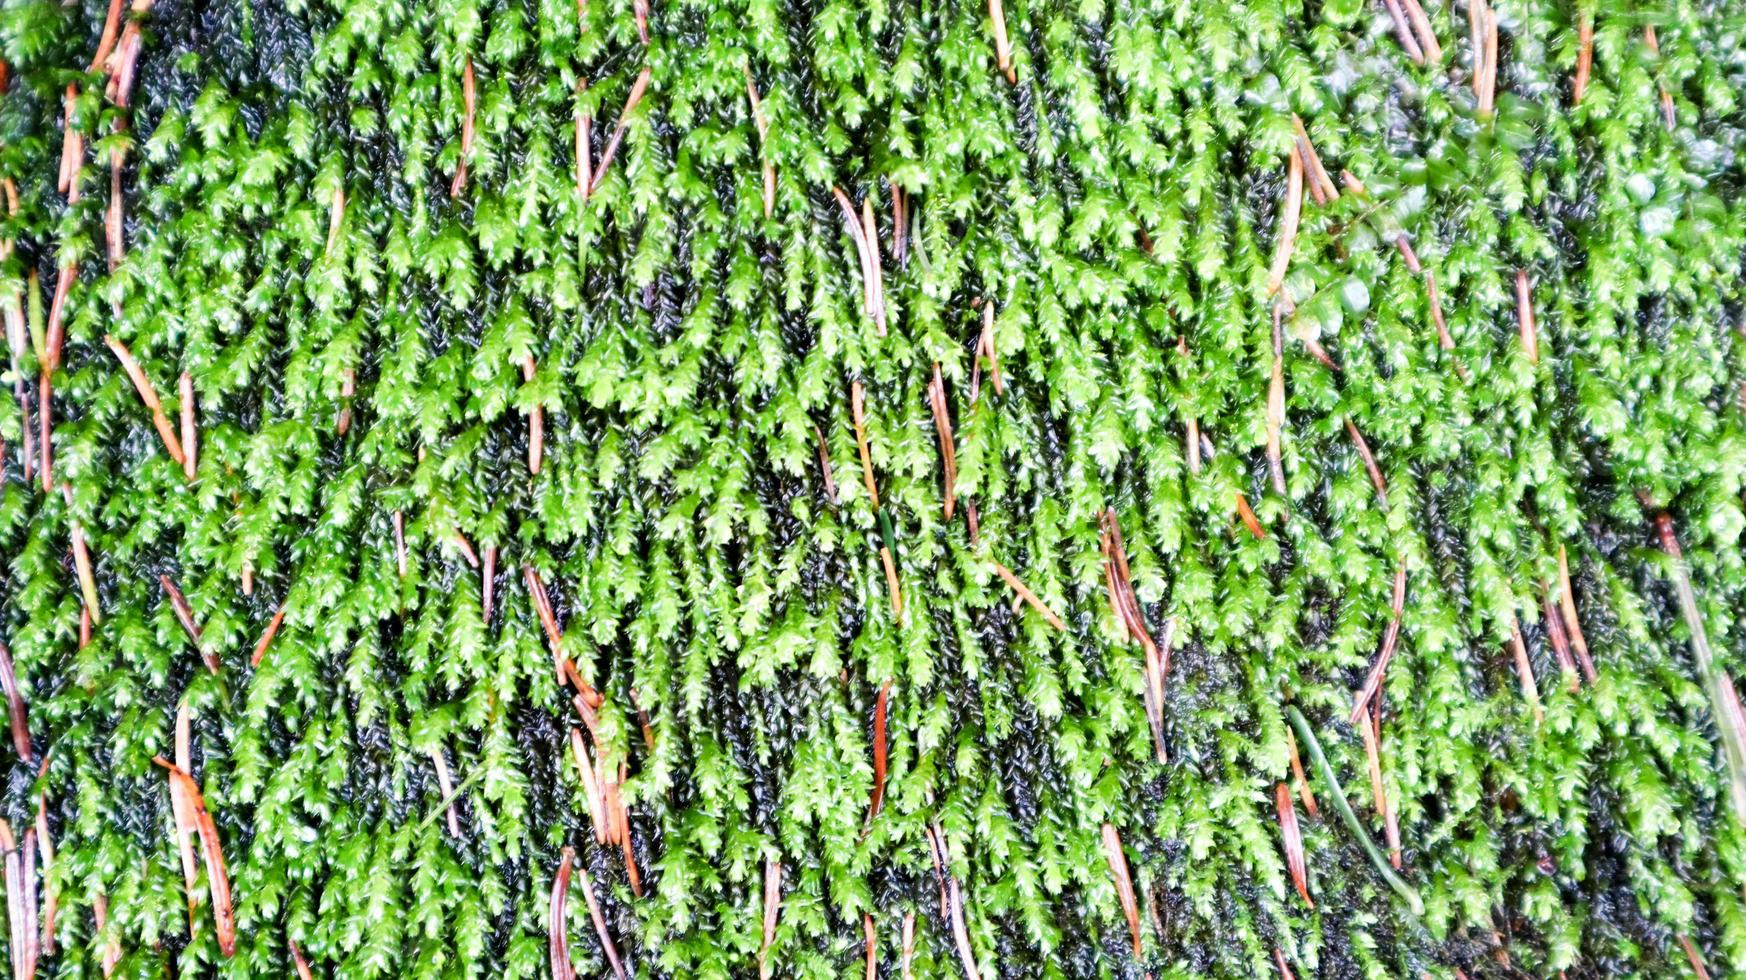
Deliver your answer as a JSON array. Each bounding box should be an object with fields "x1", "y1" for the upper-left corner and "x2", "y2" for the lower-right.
[{"x1": 2, "y1": 0, "x2": 1746, "y2": 976}]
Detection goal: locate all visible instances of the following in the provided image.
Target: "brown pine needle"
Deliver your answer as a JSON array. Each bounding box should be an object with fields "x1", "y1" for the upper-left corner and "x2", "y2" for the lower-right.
[
  {"x1": 590, "y1": 67, "x2": 652, "y2": 197},
  {"x1": 862, "y1": 196, "x2": 887, "y2": 336},
  {"x1": 1266, "y1": 148, "x2": 1304, "y2": 297},
  {"x1": 1344, "y1": 417, "x2": 1388, "y2": 508},
  {"x1": 574, "y1": 856, "x2": 629, "y2": 980},
  {"x1": 69, "y1": 512, "x2": 101, "y2": 625},
  {"x1": 900, "y1": 911, "x2": 915, "y2": 980},
  {"x1": 981, "y1": 301, "x2": 1004, "y2": 395},
  {"x1": 1274, "y1": 948, "x2": 1298, "y2": 980},
  {"x1": 483, "y1": 545, "x2": 497, "y2": 624},
  {"x1": 152, "y1": 757, "x2": 236, "y2": 957},
  {"x1": 430, "y1": 748, "x2": 462, "y2": 837},
  {"x1": 990, "y1": 560, "x2": 1065, "y2": 631},
  {"x1": 1515, "y1": 269, "x2": 1539, "y2": 363},
  {"x1": 1507, "y1": 613, "x2": 1545, "y2": 722},
  {"x1": 1644, "y1": 28, "x2": 1675, "y2": 130},
  {"x1": 1573, "y1": 13, "x2": 1593, "y2": 105},
  {"x1": 179, "y1": 373, "x2": 196, "y2": 481},
  {"x1": 33, "y1": 781, "x2": 55, "y2": 957},
  {"x1": 1359, "y1": 707, "x2": 1402, "y2": 869},
  {"x1": 1382, "y1": 0, "x2": 1425, "y2": 64},
  {"x1": 160, "y1": 575, "x2": 218, "y2": 673},
  {"x1": 863, "y1": 913, "x2": 878, "y2": 980},
  {"x1": 104, "y1": 334, "x2": 186, "y2": 466},
  {"x1": 326, "y1": 184, "x2": 344, "y2": 255},
  {"x1": 1235, "y1": 492, "x2": 1266, "y2": 540},
  {"x1": 1543, "y1": 593, "x2": 1580, "y2": 692},
  {"x1": 1557, "y1": 545, "x2": 1596, "y2": 682},
  {"x1": 744, "y1": 68, "x2": 775, "y2": 220},
  {"x1": 549, "y1": 848, "x2": 577, "y2": 980},
  {"x1": 1400, "y1": 0, "x2": 1441, "y2": 60},
  {"x1": 0, "y1": 643, "x2": 31, "y2": 761},
  {"x1": 171, "y1": 705, "x2": 200, "y2": 933},
  {"x1": 879, "y1": 546, "x2": 903, "y2": 621},
  {"x1": 1350, "y1": 559, "x2": 1409, "y2": 723},
  {"x1": 759, "y1": 858, "x2": 781, "y2": 980},
  {"x1": 1267, "y1": 305, "x2": 1287, "y2": 496},
  {"x1": 987, "y1": 0, "x2": 1015, "y2": 84},
  {"x1": 291, "y1": 940, "x2": 314, "y2": 980},
  {"x1": 1679, "y1": 934, "x2": 1713, "y2": 980},
  {"x1": 869, "y1": 678, "x2": 891, "y2": 822},
  {"x1": 1653, "y1": 509, "x2": 1746, "y2": 823},
  {"x1": 91, "y1": 0, "x2": 126, "y2": 72},
  {"x1": 813, "y1": 424, "x2": 838, "y2": 506},
  {"x1": 1290, "y1": 115, "x2": 1340, "y2": 204},
  {"x1": 393, "y1": 510, "x2": 408, "y2": 578},
  {"x1": 249, "y1": 602, "x2": 288, "y2": 668},
  {"x1": 569, "y1": 728, "x2": 609, "y2": 842},
  {"x1": 1101, "y1": 823, "x2": 1143, "y2": 956},
  {"x1": 632, "y1": 0, "x2": 650, "y2": 44},
  {"x1": 1275, "y1": 783, "x2": 1313, "y2": 907},
  {"x1": 850, "y1": 381, "x2": 879, "y2": 509},
  {"x1": 929, "y1": 363, "x2": 958, "y2": 519},
  {"x1": 1284, "y1": 726, "x2": 1319, "y2": 818},
  {"x1": 575, "y1": 78, "x2": 593, "y2": 199},
  {"x1": 523, "y1": 355, "x2": 544, "y2": 475},
  {"x1": 451, "y1": 56, "x2": 476, "y2": 198}
]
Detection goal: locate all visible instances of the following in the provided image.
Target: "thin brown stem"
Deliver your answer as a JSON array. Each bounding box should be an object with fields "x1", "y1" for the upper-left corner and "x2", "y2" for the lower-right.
[
  {"x1": 249, "y1": 602, "x2": 288, "y2": 668},
  {"x1": 1101, "y1": 823, "x2": 1143, "y2": 956},
  {"x1": 990, "y1": 560, "x2": 1066, "y2": 631},
  {"x1": 105, "y1": 334, "x2": 187, "y2": 466},
  {"x1": 451, "y1": 56, "x2": 476, "y2": 198},
  {"x1": 590, "y1": 67, "x2": 652, "y2": 197},
  {"x1": 1275, "y1": 783, "x2": 1313, "y2": 907}
]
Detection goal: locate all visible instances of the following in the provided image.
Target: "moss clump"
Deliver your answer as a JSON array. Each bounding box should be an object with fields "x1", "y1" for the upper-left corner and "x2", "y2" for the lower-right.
[{"x1": 3, "y1": 0, "x2": 1746, "y2": 976}]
